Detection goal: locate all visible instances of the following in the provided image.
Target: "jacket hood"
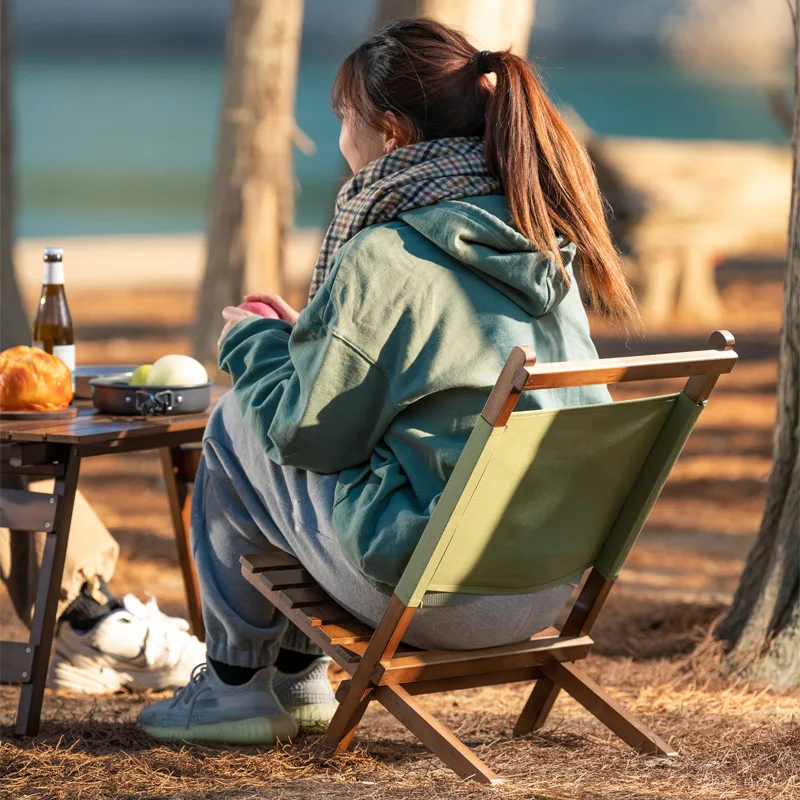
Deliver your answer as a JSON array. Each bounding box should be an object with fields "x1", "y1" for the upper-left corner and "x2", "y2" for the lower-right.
[{"x1": 398, "y1": 195, "x2": 574, "y2": 317}]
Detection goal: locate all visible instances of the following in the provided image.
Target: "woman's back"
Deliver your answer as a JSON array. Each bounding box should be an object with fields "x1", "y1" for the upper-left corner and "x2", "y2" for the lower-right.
[{"x1": 220, "y1": 193, "x2": 609, "y2": 587}]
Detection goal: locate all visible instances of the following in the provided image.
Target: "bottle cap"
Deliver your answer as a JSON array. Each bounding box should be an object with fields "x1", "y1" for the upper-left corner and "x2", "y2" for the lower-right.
[{"x1": 43, "y1": 248, "x2": 63, "y2": 262}]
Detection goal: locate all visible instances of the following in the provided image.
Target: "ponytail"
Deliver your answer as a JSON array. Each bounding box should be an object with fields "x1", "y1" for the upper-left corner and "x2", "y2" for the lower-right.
[
  {"x1": 334, "y1": 19, "x2": 640, "y2": 324},
  {"x1": 483, "y1": 50, "x2": 640, "y2": 324}
]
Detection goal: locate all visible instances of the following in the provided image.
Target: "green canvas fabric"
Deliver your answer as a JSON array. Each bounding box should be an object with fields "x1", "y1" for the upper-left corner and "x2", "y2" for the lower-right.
[
  {"x1": 595, "y1": 392, "x2": 702, "y2": 579},
  {"x1": 395, "y1": 417, "x2": 500, "y2": 607},
  {"x1": 396, "y1": 393, "x2": 700, "y2": 606}
]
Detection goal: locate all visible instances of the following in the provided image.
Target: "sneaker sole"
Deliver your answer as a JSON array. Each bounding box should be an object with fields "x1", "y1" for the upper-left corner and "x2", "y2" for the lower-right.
[
  {"x1": 48, "y1": 657, "x2": 124, "y2": 694},
  {"x1": 142, "y1": 714, "x2": 298, "y2": 745},
  {"x1": 284, "y1": 702, "x2": 339, "y2": 734},
  {"x1": 48, "y1": 657, "x2": 197, "y2": 694}
]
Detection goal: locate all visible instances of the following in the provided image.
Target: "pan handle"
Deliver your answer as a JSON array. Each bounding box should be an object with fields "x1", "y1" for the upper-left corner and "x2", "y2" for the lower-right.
[{"x1": 135, "y1": 390, "x2": 176, "y2": 415}]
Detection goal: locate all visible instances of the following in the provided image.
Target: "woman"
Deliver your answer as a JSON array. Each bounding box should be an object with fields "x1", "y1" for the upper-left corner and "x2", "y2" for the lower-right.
[{"x1": 140, "y1": 18, "x2": 638, "y2": 745}]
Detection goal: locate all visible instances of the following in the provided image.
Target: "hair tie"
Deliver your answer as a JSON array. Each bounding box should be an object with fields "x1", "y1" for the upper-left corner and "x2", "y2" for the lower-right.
[{"x1": 475, "y1": 50, "x2": 492, "y2": 75}]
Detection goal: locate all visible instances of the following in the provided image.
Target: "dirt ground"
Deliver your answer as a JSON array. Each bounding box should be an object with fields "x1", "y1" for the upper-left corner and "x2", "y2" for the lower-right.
[{"x1": 2, "y1": 258, "x2": 798, "y2": 799}]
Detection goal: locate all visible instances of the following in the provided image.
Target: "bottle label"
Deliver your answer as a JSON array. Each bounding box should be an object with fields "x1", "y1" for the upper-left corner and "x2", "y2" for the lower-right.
[
  {"x1": 34, "y1": 344, "x2": 76, "y2": 390},
  {"x1": 42, "y1": 262, "x2": 65, "y2": 285},
  {"x1": 52, "y1": 345, "x2": 76, "y2": 373}
]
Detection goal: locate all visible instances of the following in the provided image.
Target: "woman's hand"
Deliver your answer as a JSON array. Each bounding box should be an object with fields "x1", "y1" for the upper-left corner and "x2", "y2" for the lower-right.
[
  {"x1": 218, "y1": 306, "x2": 256, "y2": 350},
  {"x1": 243, "y1": 292, "x2": 300, "y2": 326}
]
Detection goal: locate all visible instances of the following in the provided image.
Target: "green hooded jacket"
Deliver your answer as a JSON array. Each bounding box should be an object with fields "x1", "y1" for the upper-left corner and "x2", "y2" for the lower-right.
[{"x1": 219, "y1": 195, "x2": 611, "y2": 588}]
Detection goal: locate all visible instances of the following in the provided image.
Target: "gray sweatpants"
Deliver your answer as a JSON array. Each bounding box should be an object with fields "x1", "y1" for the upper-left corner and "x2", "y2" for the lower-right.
[{"x1": 192, "y1": 392, "x2": 573, "y2": 669}]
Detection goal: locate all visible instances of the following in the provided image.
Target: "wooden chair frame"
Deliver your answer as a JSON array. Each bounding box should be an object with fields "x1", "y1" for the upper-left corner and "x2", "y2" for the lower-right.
[{"x1": 241, "y1": 330, "x2": 737, "y2": 784}]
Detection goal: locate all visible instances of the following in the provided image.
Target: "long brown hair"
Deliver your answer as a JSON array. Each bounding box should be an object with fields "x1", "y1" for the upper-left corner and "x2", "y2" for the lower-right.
[{"x1": 332, "y1": 18, "x2": 639, "y2": 322}]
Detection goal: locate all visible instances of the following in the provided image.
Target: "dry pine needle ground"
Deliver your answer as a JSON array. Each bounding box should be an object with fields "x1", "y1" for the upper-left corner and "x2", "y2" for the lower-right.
[
  {"x1": 2, "y1": 269, "x2": 798, "y2": 798},
  {"x1": 2, "y1": 606, "x2": 798, "y2": 800}
]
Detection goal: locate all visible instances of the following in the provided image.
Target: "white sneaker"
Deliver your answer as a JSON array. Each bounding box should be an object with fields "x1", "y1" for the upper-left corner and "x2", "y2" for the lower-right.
[
  {"x1": 274, "y1": 656, "x2": 338, "y2": 733},
  {"x1": 139, "y1": 662, "x2": 298, "y2": 744},
  {"x1": 47, "y1": 594, "x2": 206, "y2": 694}
]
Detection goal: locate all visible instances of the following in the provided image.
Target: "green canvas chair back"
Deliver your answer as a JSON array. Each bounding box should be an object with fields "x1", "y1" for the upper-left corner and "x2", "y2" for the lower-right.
[{"x1": 396, "y1": 334, "x2": 737, "y2": 608}]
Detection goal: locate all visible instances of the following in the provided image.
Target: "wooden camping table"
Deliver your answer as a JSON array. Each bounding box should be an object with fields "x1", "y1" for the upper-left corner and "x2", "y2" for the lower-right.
[{"x1": 0, "y1": 386, "x2": 225, "y2": 736}]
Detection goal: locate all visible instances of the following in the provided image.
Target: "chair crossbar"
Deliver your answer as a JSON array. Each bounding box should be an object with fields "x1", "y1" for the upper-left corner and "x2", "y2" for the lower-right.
[
  {"x1": 517, "y1": 348, "x2": 737, "y2": 391},
  {"x1": 340, "y1": 665, "x2": 555, "y2": 698},
  {"x1": 371, "y1": 634, "x2": 594, "y2": 685}
]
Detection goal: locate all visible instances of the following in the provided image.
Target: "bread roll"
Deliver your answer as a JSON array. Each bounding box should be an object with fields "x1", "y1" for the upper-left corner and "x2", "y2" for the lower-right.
[{"x1": 0, "y1": 346, "x2": 74, "y2": 411}]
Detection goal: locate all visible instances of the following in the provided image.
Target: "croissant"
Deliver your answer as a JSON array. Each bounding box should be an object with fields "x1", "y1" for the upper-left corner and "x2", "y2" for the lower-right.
[{"x1": 0, "y1": 346, "x2": 73, "y2": 411}]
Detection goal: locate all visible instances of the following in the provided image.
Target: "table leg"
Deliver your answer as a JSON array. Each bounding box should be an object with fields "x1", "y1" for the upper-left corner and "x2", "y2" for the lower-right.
[
  {"x1": 15, "y1": 447, "x2": 81, "y2": 736},
  {"x1": 159, "y1": 446, "x2": 205, "y2": 641}
]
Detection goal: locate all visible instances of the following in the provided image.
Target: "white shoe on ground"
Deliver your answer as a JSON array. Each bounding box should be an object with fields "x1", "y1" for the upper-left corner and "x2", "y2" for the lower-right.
[
  {"x1": 47, "y1": 594, "x2": 206, "y2": 694},
  {"x1": 273, "y1": 656, "x2": 338, "y2": 733},
  {"x1": 138, "y1": 662, "x2": 298, "y2": 745}
]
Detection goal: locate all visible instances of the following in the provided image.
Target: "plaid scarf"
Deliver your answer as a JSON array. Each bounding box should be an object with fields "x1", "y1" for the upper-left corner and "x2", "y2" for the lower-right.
[{"x1": 308, "y1": 136, "x2": 501, "y2": 300}]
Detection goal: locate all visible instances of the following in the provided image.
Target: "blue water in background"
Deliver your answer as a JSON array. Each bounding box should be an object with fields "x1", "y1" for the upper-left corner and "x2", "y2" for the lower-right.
[{"x1": 14, "y1": 51, "x2": 791, "y2": 238}]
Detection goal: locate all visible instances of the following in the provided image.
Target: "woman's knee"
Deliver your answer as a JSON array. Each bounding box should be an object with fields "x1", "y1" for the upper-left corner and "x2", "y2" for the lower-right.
[{"x1": 204, "y1": 390, "x2": 237, "y2": 445}]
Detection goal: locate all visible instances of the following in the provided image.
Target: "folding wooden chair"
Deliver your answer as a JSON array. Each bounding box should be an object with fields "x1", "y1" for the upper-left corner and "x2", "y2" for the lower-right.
[{"x1": 241, "y1": 330, "x2": 737, "y2": 784}]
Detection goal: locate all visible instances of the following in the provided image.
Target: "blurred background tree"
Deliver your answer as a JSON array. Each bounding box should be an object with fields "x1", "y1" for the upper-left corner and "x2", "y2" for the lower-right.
[
  {"x1": 378, "y1": 0, "x2": 535, "y2": 54},
  {"x1": 0, "y1": 0, "x2": 28, "y2": 350},
  {"x1": 717, "y1": 0, "x2": 800, "y2": 687},
  {"x1": 193, "y1": 0, "x2": 303, "y2": 370}
]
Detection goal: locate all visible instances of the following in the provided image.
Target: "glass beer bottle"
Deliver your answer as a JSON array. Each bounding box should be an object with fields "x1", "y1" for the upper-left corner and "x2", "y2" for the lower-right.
[{"x1": 32, "y1": 247, "x2": 75, "y2": 383}]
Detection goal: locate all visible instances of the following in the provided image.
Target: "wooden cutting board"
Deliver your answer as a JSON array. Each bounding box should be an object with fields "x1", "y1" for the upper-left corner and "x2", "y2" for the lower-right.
[{"x1": 0, "y1": 407, "x2": 79, "y2": 421}]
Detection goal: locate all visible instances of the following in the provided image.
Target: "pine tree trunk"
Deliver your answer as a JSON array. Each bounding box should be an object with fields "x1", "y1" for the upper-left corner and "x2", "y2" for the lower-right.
[
  {"x1": 717, "y1": 3, "x2": 800, "y2": 687},
  {"x1": 418, "y1": 0, "x2": 535, "y2": 55},
  {"x1": 0, "y1": 0, "x2": 29, "y2": 350},
  {"x1": 377, "y1": 0, "x2": 418, "y2": 23},
  {"x1": 193, "y1": 0, "x2": 303, "y2": 370},
  {"x1": 378, "y1": 0, "x2": 535, "y2": 55}
]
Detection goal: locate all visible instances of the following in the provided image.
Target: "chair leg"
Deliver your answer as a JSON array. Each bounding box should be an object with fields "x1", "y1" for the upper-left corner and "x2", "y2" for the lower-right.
[
  {"x1": 15, "y1": 449, "x2": 80, "y2": 736},
  {"x1": 376, "y1": 684, "x2": 502, "y2": 784},
  {"x1": 541, "y1": 661, "x2": 677, "y2": 757},
  {"x1": 321, "y1": 684, "x2": 374, "y2": 753},
  {"x1": 513, "y1": 675, "x2": 561, "y2": 736},
  {"x1": 319, "y1": 596, "x2": 414, "y2": 753}
]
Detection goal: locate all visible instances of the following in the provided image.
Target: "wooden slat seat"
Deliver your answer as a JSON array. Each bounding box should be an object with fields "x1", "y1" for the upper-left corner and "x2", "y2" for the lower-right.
[
  {"x1": 241, "y1": 553, "x2": 383, "y2": 649},
  {"x1": 257, "y1": 568, "x2": 316, "y2": 590},
  {"x1": 296, "y1": 603, "x2": 352, "y2": 627},
  {"x1": 279, "y1": 585, "x2": 332, "y2": 608},
  {"x1": 242, "y1": 551, "x2": 305, "y2": 572},
  {"x1": 240, "y1": 553, "x2": 592, "y2": 671}
]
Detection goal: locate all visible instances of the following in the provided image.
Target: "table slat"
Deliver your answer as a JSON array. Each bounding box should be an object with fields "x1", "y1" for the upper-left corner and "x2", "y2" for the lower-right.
[{"x1": 1, "y1": 388, "x2": 226, "y2": 445}]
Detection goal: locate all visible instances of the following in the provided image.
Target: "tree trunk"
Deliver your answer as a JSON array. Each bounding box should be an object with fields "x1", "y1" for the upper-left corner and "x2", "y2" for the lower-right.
[
  {"x1": 378, "y1": 0, "x2": 535, "y2": 56},
  {"x1": 376, "y1": 0, "x2": 418, "y2": 24},
  {"x1": 418, "y1": 0, "x2": 535, "y2": 55},
  {"x1": 717, "y1": 2, "x2": 800, "y2": 687},
  {"x1": 0, "y1": 0, "x2": 29, "y2": 350},
  {"x1": 193, "y1": 0, "x2": 303, "y2": 370}
]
